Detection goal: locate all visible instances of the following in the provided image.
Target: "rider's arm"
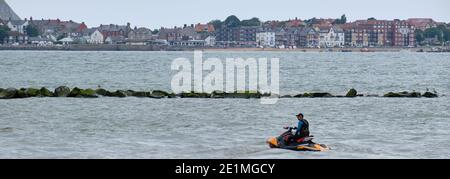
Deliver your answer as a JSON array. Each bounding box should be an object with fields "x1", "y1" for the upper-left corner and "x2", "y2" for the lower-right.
[{"x1": 295, "y1": 121, "x2": 303, "y2": 136}]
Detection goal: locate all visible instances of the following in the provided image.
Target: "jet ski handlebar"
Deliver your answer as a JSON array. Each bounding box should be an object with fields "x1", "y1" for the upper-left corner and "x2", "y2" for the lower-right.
[{"x1": 283, "y1": 127, "x2": 298, "y2": 130}]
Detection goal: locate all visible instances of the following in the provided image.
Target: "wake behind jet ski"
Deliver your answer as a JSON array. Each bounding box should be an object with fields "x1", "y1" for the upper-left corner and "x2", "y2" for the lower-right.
[{"x1": 267, "y1": 113, "x2": 329, "y2": 152}]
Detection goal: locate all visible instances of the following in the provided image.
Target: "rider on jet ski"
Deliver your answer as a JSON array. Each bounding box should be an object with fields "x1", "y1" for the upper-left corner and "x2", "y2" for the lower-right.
[{"x1": 293, "y1": 113, "x2": 310, "y2": 143}]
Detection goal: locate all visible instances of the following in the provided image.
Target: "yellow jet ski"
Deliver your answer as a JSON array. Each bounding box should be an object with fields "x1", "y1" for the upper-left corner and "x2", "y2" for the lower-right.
[{"x1": 267, "y1": 127, "x2": 330, "y2": 152}]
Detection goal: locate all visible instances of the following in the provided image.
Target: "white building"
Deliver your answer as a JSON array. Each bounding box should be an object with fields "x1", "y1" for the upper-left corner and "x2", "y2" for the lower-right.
[
  {"x1": 7, "y1": 20, "x2": 28, "y2": 34},
  {"x1": 88, "y1": 29, "x2": 104, "y2": 44},
  {"x1": 256, "y1": 32, "x2": 276, "y2": 48},
  {"x1": 204, "y1": 36, "x2": 216, "y2": 46},
  {"x1": 318, "y1": 26, "x2": 345, "y2": 48},
  {"x1": 59, "y1": 37, "x2": 74, "y2": 45}
]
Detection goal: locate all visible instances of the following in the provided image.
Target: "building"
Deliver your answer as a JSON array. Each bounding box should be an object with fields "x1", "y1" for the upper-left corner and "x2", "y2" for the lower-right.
[
  {"x1": 159, "y1": 25, "x2": 201, "y2": 42},
  {"x1": 0, "y1": 0, "x2": 21, "y2": 21},
  {"x1": 28, "y1": 36, "x2": 54, "y2": 46},
  {"x1": 128, "y1": 27, "x2": 154, "y2": 41},
  {"x1": 215, "y1": 25, "x2": 261, "y2": 47},
  {"x1": 299, "y1": 27, "x2": 319, "y2": 47},
  {"x1": 195, "y1": 23, "x2": 215, "y2": 33},
  {"x1": 105, "y1": 36, "x2": 126, "y2": 44},
  {"x1": 88, "y1": 29, "x2": 104, "y2": 44},
  {"x1": 274, "y1": 28, "x2": 287, "y2": 48},
  {"x1": 407, "y1": 18, "x2": 437, "y2": 31},
  {"x1": 29, "y1": 18, "x2": 88, "y2": 37},
  {"x1": 236, "y1": 26, "x2": 259, "y2": 47},
  {"x1": 214, "y1": 26, "x2": 237, "y2": 46},
  {"x1": 256, "y1": 31, "x2": 275, "y2": 48},
  {"x1": 204, "y1": 36, "x2": 216, "y2": 46},
  {"x1": 318, "y1": 26, "x2": 345, "y2": 48},
  {"x1": 95, "y1": 23, "x2": 131, "y2": 39},
  {"x1": 6, "y1": 19, "x2": 28, "y2": 33},
  {"x1": 168, "y1": 40, "x2": 206, "y2": 47},
  {"x1": 59, "y1": 36, "x2": 74, "y2": 45},
  {"x1": 4, "y1": 31, "x2": 27, "y2": 44},
  {"x1": 392, "y1": 20, "x2": 416, "y2": 47},
  {"x1": 285, "y1": 18, "x2": 306, "y2": 28},
  {"x1": 343, "y1": 19, "x2": 416, "y2": 47}
]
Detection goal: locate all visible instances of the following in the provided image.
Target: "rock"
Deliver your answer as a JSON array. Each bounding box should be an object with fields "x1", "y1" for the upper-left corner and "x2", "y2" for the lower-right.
[
  {"x1": 25, "y1": 88, "x2": 40, "y2": 97},
  {"x1": 404, "y1": 92, "x2": 421, "y2": 98},
  {"x1": 68, "y1": 87, "x2": 82, "y2": 97},
  {"x1": 210, "y1": 91, "x2": 225, "y2": 98},
  {"x1": 294, "y1": 92, "x2": 333, "y2": 98},
  {"x1": 125, "y1": 90, "x2": 135, "y2": 96},
  {"x1": 384, "y1": 91, "x2": 422, "y2": 98},
  {"x1": 79, "y1": 88, "x2": 98, "y2": 98},
  {"x1": 95, "y1": 88, "x2": 111, "y2": 96},
  {"x1": 423, "y1": 92, "x2": 438, "y2": 98},
  {"x1": 39, "y1": 87, "x2": 54, "y2": 97},
  {"x1": 16, "y1": 88, "x2": 28, "y2": 98},
  {"x1": 132, "y1": 91, "x2": 151, "y2": 98},
  {"x1": 181, "y1": 92, "x2": 210, "y2": 98},
  {"x1": 246, "y1": 91, "x2": 262, "y2": 98},
  {"x1": 114, "y1": 90, "x2": 128, "y2": 98},
  {"x1": 384, "y1": 92, "x2": 401, "y2": 97},
  {"x1": 0, "y1": 88, "x2": 18, "y2": 99},
  {"x1": 151, "y1": 90, "x2": 169, "y2": 98},
  {"x1": 224, "y1": 91, "x2": 261, "y2": 99},
  {"x1": 54, "y1": 86, "x2": 71, "y2": 97},
  {"x1": 346, "y1": 89, "x2": 358, "y2": 97},
  {"x1": 167, "y1": 93, "x2": 177, "y2": 98},
  {"x1": 293, "y1": 93, "x2": 305, "y2": 98},
  {"x1": 311, "y1": 93, "x2": 334, "y2": 98}
]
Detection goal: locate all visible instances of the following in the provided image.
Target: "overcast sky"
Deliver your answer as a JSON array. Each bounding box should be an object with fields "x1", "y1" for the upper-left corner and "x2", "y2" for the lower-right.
[{"x1": 7, "y1": 0, "x2": 450, "y2": 29}]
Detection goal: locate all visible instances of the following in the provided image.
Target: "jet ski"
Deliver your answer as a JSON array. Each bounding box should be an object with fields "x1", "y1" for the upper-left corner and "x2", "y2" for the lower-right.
[{"x1": 267, "y1": 127, "x2": 330, "y2": 152}]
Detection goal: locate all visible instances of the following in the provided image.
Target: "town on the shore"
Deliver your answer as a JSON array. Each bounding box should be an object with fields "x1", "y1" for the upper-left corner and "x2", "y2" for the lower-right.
[{"x1": 1, "y1": 0, "x2": 449, "y2": 51}]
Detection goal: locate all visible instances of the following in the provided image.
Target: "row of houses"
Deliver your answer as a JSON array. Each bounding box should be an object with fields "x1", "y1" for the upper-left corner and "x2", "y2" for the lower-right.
[
  {"x1": 1, "y1": 16, "x2": 446, "y2": 48},
  {"x1": 214, "y1": 19, "x2": 425, "y2": 48}
]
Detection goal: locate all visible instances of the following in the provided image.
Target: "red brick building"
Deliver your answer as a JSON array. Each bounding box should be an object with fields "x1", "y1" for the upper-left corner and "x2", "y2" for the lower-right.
[{"x1": 342, "y1": 19, "x2": 415, "y2": 47}]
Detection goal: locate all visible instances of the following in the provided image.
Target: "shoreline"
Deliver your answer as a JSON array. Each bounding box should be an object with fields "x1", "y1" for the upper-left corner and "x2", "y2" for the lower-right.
[{"x1": 0, "y1": 44, "x2": 449, "y2": 52}]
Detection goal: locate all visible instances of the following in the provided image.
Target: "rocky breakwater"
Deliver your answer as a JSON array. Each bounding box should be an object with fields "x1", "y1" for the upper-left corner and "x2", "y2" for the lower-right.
[{"x1": 0, "y1": 87, "x2": 440, "y2": 100}]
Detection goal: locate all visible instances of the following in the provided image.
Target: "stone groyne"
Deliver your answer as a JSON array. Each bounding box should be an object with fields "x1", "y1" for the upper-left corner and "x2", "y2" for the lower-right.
[{"x1": 0, "y1": 87, "x2": 440, "y2": 99}]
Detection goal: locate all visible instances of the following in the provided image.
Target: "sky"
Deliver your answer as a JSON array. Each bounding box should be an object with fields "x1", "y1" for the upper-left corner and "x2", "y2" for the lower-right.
[{"x1": 6, "y1": 0, "x2": 450, "y2": 29}]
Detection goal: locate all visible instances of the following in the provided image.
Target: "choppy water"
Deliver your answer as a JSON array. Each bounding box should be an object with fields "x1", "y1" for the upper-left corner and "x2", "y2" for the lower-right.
[{"x1": 0, "y1": 51, "x2": 449, "y2": 159}]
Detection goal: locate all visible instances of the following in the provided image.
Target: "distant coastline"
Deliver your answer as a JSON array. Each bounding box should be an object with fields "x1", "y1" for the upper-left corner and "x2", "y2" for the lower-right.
[{"x1": 0, "y1": 44, "x2": 449, "y2": 52}]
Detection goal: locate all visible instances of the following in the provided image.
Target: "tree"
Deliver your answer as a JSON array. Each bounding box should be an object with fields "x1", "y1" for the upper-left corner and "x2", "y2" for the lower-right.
[
  {"x1": 0, "y1": 26, "x2": 10, "y2": 44},
  {"x1": 437, "y1": 24, "x2": 450, "y2": 42},
  {"x1": 368, "y1": 17, "x2": 377, "y2": 21},
  {"x1": 424, "y1": 28, "x2": 443, "y2": 43},
  {"x1": 209, "y1": 20, "x2": 223, "y2": 30},
  {"x1": 335, "y1": 14, "x2": 347, "y2": 24},
  {"x1": 223, "y1": 15, "x2": 241, "y2": 28},
  {"x1": 152, "y1": 29, "x2": 159, "y2": 35},
  {"x1": 26, "y1": 25, "x2": 39, "y2": 37},
  {"x1": 415, "y1": 29, "x2": 425, "y2": 44},
  {"x1": 304, "y1": 17, "x2": 318, "y2": 25},
  {"x1": 240, "y1": 17, "x2": 261, "y2": 26}
]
